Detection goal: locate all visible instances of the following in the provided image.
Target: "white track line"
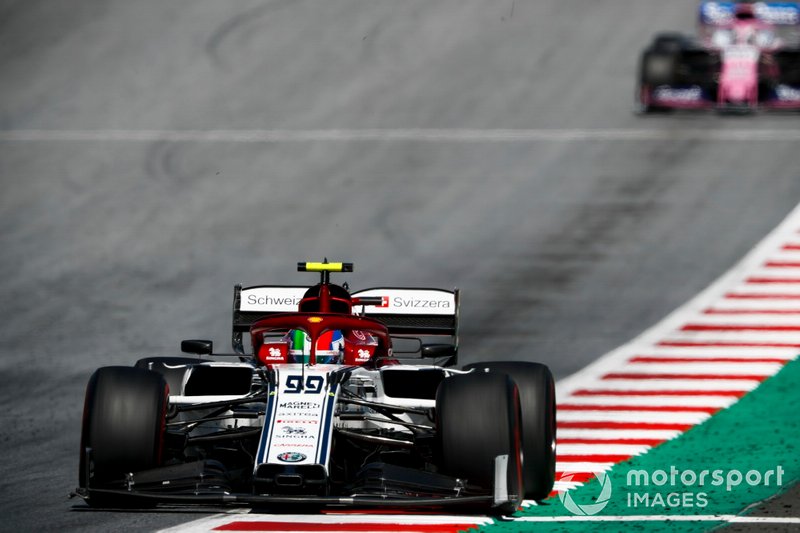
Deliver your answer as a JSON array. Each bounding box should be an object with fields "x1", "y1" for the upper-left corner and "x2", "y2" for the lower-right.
[
  {"x1": 557, "y1": 411, "x2": 711, "y2": 424},
  {"x1": 639, "y1": 345, "x2": 800, "y2": 357},
  {"x1": 605, "y1": 362, "x2": 783, "y2": 374},
  {"x1": 551, "y1": 481, "x2": 583, "y2": 491},
  {"x1": 557, "y1": 444, "x2": 651, "y2": 456},
  {"x1": 3, "y1": 128, "x2": 800, "y2": 142},
  {"x1": 705, "y1": 300, "x2": 800, "y2": 311},
  {"x1": 764, "y1": 257, "x2": 800, "y2": 267},
  {"x1": 681, "y1": 314, "x2": 800, "y2": 325},
  {"x1": 561, "y1": 395, "x2": 737, "y2": 408},
  {"x1": 557, "y1": 429, "x2": 683, "y2": 440},
  {"x1": 730, "y1": 283, "x2": 800, "y2": 294},
  {"x1": 555, "y1": 461, "x2": 615, "y2": 472},
  {"x1": 572, "y1": 379, "x2": 762, "y2": 390},
  {"x1": 748, "y1": 268, "x2": 800, "y2": 278},
  {"x1": 660, "y1": 330, "x2": 800, "y2": 343}
]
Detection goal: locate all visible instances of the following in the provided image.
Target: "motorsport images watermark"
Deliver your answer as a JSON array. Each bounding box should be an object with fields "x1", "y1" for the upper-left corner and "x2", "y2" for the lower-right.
[
  {"x1": 558, "y1": 472, "x2": 613, "y2": 516},
  {"x1": 558, "y1": 466, "x2": 785, "y2": 515},
  {"x1": 625, "y1": 465, "x2": 785, "y2": 509}
]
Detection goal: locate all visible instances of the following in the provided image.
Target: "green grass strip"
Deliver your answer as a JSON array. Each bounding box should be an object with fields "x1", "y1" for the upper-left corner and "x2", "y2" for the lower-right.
[{"x1": 477, "y1": 356, "x2": 800, "y2": 533}]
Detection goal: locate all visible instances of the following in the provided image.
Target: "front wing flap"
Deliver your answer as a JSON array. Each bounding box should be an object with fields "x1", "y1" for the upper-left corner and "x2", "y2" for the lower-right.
[
  {"x1": 74, "y1": 457, "x2": 519, "y2": 513},
  {"x1": 641, "y1": 82, "x2": 800, "y2": 109}
]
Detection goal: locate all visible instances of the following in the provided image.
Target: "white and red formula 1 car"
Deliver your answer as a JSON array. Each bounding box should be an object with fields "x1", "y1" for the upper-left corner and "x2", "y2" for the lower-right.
[{"x1": 75, "y1": 261, "x2": 556, "y2": 514}]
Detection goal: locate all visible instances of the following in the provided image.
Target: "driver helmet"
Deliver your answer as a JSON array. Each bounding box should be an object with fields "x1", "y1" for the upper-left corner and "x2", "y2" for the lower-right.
[
  {"x1": 288, "y1": 329, "x2": 344, "y2": 364},
  {"x1": 712, "y1": 29, "x2": 734, "y2": 47}
]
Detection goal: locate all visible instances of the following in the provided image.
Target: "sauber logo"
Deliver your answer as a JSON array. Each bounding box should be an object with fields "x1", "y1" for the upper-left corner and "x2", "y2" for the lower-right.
[{"x1": 268, "y1": 347, "x2": 282, "y2": 358}]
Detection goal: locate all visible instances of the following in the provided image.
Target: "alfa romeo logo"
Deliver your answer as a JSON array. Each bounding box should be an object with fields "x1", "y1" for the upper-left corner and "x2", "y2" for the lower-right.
[
  {"x1": 558, "y1": 472, "x2": 613, "y2": 516},
  {"x1": 276, "y1": 452, "x2": 306, "y2": 463}
]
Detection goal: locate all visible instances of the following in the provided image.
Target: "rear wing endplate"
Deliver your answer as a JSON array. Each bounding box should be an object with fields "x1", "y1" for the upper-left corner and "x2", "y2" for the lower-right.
[
  {"x1": 350, "y1": 287, "x2": 459, "y2": 350},
  {"x1": 232, "y1": 285, "x2": 309, "y2": 354}
]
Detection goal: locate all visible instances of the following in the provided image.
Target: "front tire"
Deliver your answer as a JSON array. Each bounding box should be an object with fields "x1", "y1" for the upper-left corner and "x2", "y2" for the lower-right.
[
  {"x1": 464, "y1": 361, "x2": 556, "y2": 500},
  {"x1": 436, "y1": 372, "x2": 523, "y2": 514},
  {"x1": 79, "y1": 366, "x2": 168, "y2": 506}
]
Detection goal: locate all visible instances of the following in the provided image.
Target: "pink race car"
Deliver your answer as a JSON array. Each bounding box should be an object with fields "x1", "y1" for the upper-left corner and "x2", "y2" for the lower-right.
[{"x1": 637, "y1": 1, "x2": 800, "y2": 112}]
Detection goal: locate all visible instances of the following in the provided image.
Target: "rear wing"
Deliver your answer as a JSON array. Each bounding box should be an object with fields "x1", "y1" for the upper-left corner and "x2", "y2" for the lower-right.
[
  {"x1": 231, "y1": 284, "x2": 459, "y2": 356},
  {"x1": 350, "y1": 287, "x2": 459, "y2": 336},
  {"x1": 699, "y1": 2, "x2": 800, "y2": 26},
  {"x1": 232, "y1": 285, "x2": 309, "y2": 354},
  {"x1": 352, "y1": 287, "x2": 460, "y2": 365}
]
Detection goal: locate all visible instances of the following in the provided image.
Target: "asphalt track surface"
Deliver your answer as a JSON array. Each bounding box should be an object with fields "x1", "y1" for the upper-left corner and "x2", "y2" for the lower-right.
[{"x1": 1, "y1": 1, "x2": 799, "y2": 531}]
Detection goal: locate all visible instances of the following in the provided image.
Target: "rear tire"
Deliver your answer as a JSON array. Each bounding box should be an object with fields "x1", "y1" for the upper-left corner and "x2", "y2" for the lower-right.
[
  {"x1": 79, "y1": 366, "x2": 168, "y2": 507},
  {"x1": 436, "y1": 372, "x2": 523, "y2": 513},
  {"x1": 464, "y1": 362, "x2": 556, "y2": 500}
]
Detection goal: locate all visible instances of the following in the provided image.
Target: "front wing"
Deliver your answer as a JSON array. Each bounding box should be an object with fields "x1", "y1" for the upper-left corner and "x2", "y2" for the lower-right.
[
  {"x1": 639, "y1": 82, "x2": 800, "y2": 110},
  {"x1": 73, "y1": 457, "x2": 520, "y2": 513}
]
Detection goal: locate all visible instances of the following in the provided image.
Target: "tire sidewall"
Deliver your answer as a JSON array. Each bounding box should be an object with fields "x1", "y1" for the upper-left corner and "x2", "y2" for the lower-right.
[
  {"x1": 436, "y1": 371, "x2": 523, "y2": 510},
  {"x1": 80, "y1": 366, "x2": 168, "y2": 488},
  {"x1": 464, "y1": 361, "x2": 556, "y2": 500}
]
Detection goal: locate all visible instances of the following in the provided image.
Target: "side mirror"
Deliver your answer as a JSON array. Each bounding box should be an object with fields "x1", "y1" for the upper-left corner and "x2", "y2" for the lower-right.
[
  {"x1": 181, "y1": 339, "x2": 213, "y2": 355},
  {"x1": 421, "y1": 343, "x2": 456, "y2": 358}
]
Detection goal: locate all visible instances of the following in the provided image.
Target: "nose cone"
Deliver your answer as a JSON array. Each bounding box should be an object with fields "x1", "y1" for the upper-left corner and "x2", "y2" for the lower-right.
[
  {"x1": 719, "y1": 70, "x2": 757, "y2": 104},
  {"x1": 725, "y1": 84, "x2": 749, "y2": 103}
]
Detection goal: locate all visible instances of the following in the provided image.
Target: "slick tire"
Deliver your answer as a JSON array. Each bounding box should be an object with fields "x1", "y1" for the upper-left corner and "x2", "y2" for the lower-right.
[
  {"x1": 79, "y1": 366, "x2": 168, "y2": 507},
  {"x1": 464, "y1": 361, "x2": 556, "y2": 500},
  {"x1": 436, "y1": 372, "x2": 523, "y2": 514}
]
